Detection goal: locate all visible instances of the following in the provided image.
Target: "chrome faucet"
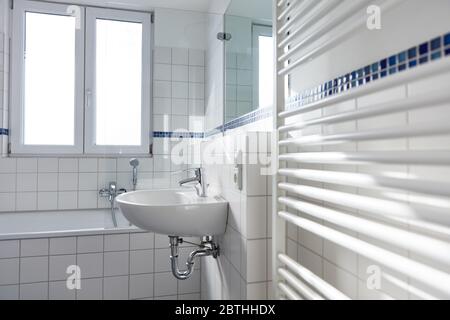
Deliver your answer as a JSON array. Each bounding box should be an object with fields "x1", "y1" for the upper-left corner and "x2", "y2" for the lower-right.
[
  {"x1": 179, "y1": 168, "x2": 207, "y2": 197},
  {"x1": 99, "y1": 182, "x2": 127, "y2": 227}
]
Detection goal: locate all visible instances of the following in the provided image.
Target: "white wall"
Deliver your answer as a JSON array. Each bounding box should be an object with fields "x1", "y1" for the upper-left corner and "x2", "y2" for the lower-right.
[
  {"x1": 201, "y1": 130, "x2": 272, "y2": 300},
  {"x1": 154, "y1": 8, "x2": 208, "y2": 50}
]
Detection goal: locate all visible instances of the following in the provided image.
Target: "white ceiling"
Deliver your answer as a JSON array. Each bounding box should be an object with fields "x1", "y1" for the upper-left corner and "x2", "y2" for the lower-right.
[{"x1": 41, "y1": 0, "x2": 230, "y2": 14}]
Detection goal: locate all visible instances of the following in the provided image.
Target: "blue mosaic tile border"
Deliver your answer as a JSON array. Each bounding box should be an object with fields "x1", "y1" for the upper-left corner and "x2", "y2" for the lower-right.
[
  {"x1": 204, "y1": 126, "x2": 223, "y2": 138},
  {"x1": 153, "y1": 131, "x2": 204, "y2": 139},
  {"x1": 0, "y1": 129, "x2": 204, "y2": 139},
  {"x1": 286, "y1": 31, "x2": 450, "y2": 109},
  {"x1": 204, "y1": 107, "x2": 273, "y2": 138}
]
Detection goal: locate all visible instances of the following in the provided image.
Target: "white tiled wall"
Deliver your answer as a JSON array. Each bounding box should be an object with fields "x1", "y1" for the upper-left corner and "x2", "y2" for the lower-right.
[
  {"x1": 0, "y1": 232, "x2": 201, "y2": 300},
  {"x1": 200, "y1": 130, "x2": 273, "y2": 300},
  {"x1": 225, "y1": 51, "x2": 253, "y2": 123},
  {"x1": 153, "y1": 47, "x2": 205, "y2": 134}
]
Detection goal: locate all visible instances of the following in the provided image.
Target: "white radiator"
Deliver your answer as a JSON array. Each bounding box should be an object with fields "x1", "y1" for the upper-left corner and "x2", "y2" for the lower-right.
[{"x1": 272, "y1": 0, "x2": 450, "y2": 300}]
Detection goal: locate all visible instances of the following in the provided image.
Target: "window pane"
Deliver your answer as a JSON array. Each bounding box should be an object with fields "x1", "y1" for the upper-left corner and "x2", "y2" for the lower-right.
[
  {"x1": 258, "y1": 35, "x2": 274, "y2": 109},
  {"x1": 95, "y1": 19, "x2": 143, "y2": 146},
  {"x1": 24, "y1": 12, "x2": 76, "y2": 145}
]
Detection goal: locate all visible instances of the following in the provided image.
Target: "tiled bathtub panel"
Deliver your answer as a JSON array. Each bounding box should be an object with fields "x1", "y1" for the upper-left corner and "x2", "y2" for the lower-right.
[{"x1": 0, "y1": 232, "x2": 201, "y2": 300}]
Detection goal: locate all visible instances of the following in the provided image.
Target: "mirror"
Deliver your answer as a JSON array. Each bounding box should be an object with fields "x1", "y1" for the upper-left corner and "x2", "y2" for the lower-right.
[{"x1": 224, "y1": 0, "x2": 273, "y2": 123}]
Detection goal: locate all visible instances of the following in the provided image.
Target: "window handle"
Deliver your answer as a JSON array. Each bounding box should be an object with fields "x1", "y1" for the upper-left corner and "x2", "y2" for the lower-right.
[{"x1": 86, "y1": 89, "x2": 92, "y2": 108}]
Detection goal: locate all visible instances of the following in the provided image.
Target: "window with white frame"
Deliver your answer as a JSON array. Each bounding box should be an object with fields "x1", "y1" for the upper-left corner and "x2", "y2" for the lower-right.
[
  {"x1": 11, "y1": 0, "x2": 152, "y2": 155},
  {"x1": 252, "y1": 24, "x2": 273, "y2": 109}
]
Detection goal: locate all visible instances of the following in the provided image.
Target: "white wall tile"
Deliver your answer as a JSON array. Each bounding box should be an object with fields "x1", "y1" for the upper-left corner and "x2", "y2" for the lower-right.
[
  {"x1": 58, "y1": 173, "x2": 78, "y2": 191},
  {"x1": 0, "y1": 193, "x2": 15, "y2": 212},
  {"x1": 171, "y1": 115, "x2": 188, "y2": 131},
  {"x1": 0, "y1": 174, "x2": 15, "y2": 192},
  {"x1": 130, "y1": 250, "x2": 154, "y2": 275},
  {"x1": 103, "y1": 276, "x2": 128, "y2": 300},
  {"x1": 77, "y1": 236, "x2": 103, "y2": 253},
  {"x1": 179, "y1": 293, "x2": 200, "y2": 300},
  {"x1": 49, "y1": 281, "x2": 75, "y2": 300},
  {"x1": 189, "y1": 66, "x2": 204, "y2": 83},
  {"x1": 154, "y1": 81, "x2": 171, "y2": 98},
  {"x1": 58, "y1": 192, "x2": 78, "y2": 210},
  {"x1": 20, "y1": 256, "x2": 48, "y2": 283},
  {"x1": 189, "y1": 49, "x2": 204, "y2": 66},
  {"x1": 153, "y1": 155, "x2": 171, "y2": 172},
  {"x1": 154, "y1": 294, "x2": 177, "y2": 300},
  {"x1": 78, "y1": 191, "x2": 97, "y2": 209},
  {"x1": 0, "y1": 241, "x2": 19, "y2": 259},
  {"x1": 77, "y1": 278, "x2": 103, "y2": 300},
  {"x1": 154, "y1": 272, "x2": 177, "y2": 297},
  {"x1": 130, "y1": 232, "x2": 154, "y2": 250},
  {"x1": 0, "y1": 158, "x2": 16, "y2": 173},
  {"x1": 77, "y1": 253, "x2": 103, "y2": 278},
  {"x1": 98, "y1": 159, "x2": 116, "y2": 173},
  {"x1": 16, "y1": 192, "x2": 37, "y2": 211},
  {"x1": 172, "y1": 65, "x2": 188, "y2": 82},
  {"x1": 154, "y1": 47, "x2": 171, "y2": 64},
  {"x1": 172, "y1": 82, "x2": 189, "y2": 99},
  {"x1": 153, "y1": 114, "x2": 171, "y2": 132},
  {"x1": 172, "y1": 98, "x2": 188, "y2": 115},
  {"x1": 237, "y1": 69, "x2": 252, "y2": 86},
  {"x1": 16, "y1": 173, "x2": 37, "y2": 192},
  {"x1": 130, "y1": 274, "x2": 154, "y2": 299},
  {"x1": 324, "y1": 261, "x2": 357, "y2": 299},
  {"x1": 0, "y1": 285, "x2": 19, "y2": 300},
  {"x1": 243, "y1": 164, "x2": 267, "y2": 196},
  {"x1": 154, "y1": 63, "x2": 172, "y2": 81},
  {"x1": 189, "y1": 99, "x2": 205, "y2": 116},
  {"x1": 38, "y1": 158, "x2": 58, "y2": 173},
  {"x1": 245, "y1": 239, "x2": 267, "y2": 283},
  {"x1": 104, "y1": 234, "x2": 129, "y2": 252},
  {"x1": 37, "y1": 173, "x2": 58, "y2": 191},
  {"x1": 78, "y1": 159, "x2": 97, "y2": 173},
  {"x1": 78, "y1": 172, "x2": 97, "y2": 191},
  {"x1": 154, "y1": 97, "x2": 171, "y2": 115},
  {"x1": 49, "y1": 255, "x2": 76, "y2": 281},
  {"x1": 244, "y1": 196, "x2": 267, "y2": 239},
  {"x1": 20, "y1": 239, "x2": 48, "y2": 257},
  {"x1": 154, "y1": 234, "x2": 169, "y2": 248},
  {"x1": 172, "y1": 48, "x2": 188, "y2": 65},
  {"x1": 155, "y1": 248, "x2": 171, "y2": 273},
  {"x1": 0, "y1": 259, "x2": 19, "y2": 285},
  {"x1": 104, "y1": 251, "x2": 129, "y2": 276},
  {"x1": 17, "y1": 158, "x2": 37, "y2": 173},
  {"x1": 49, "y1": 237, "x2": 76, "y2": 255},
  {"x1": 20, "y1": 282, "x2": 48, "y2": 300},
  {"x1": 58, "y1": 159, "x2": 78, "y2": 173},
  {"x1": 189, "y1": 83, "x2": 205, "y2": 100},
  {"x1": 37, "y1": 192, "x2": 57, "y2": 210},
  {"x1": 246, "y1": 282, "x2": 267, "y2": 300},
  {"x1": 237, "y1": 85, "x2": 252, "y2": 102}
]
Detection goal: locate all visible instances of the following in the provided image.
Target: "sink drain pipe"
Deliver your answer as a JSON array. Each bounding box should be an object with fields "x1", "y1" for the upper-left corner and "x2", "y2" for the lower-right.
[{"x1": 169, "y1": 236, "x2": 219, "y2": 280}]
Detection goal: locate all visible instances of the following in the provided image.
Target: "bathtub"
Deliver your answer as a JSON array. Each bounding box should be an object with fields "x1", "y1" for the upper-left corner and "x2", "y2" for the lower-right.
[{"x1": 0, "y1": 209, "x2": 141, "y2": 240}]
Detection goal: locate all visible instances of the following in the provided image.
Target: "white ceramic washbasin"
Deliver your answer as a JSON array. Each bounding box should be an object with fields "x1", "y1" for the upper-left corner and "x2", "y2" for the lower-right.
[{"x1": 115, "y1": 189, "x2": 228, "y2": 237}]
